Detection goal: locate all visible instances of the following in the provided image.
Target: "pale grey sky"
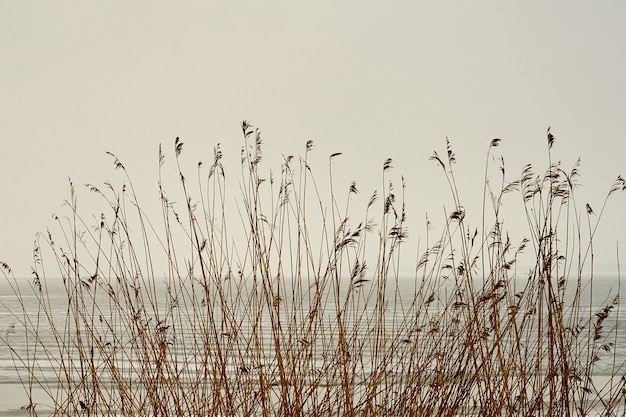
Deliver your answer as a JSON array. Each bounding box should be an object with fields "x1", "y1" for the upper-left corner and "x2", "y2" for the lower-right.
[{"x1": 2, "y1": 1, "x2": 625, "y2": 278}]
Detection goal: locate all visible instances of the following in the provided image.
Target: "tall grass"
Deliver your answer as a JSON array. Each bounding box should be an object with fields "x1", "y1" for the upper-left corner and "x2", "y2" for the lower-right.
[{"x1": 2, "y1": 123, "x2": 625, "y2": 416}]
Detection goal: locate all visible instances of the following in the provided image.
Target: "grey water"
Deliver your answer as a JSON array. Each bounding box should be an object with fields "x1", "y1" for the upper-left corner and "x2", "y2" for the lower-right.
[{"x1": 0, "y1": 275, "x2": 624, "y2": 415}]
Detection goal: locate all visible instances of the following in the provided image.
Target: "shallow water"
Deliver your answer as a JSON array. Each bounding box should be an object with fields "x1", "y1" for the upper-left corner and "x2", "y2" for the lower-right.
[{"x1": 1, "y1": 275, "x2": 624, "y2": 415}]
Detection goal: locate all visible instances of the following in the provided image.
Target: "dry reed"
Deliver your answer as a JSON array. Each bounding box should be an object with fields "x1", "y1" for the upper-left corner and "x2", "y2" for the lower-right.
[{"x1": 2, "y1": 123, "x2": 625, "y2": 416}]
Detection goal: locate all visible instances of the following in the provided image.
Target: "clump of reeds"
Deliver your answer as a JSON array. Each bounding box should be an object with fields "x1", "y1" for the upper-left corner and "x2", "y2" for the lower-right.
[{"x1": 1, "y1": 123, "x2": 625, "y2": 416}]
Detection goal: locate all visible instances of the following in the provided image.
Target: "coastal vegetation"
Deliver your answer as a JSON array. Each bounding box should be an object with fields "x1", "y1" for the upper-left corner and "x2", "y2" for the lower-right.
[{"x1": 2, "y1": 123, "x2": 625, "y2": 416}]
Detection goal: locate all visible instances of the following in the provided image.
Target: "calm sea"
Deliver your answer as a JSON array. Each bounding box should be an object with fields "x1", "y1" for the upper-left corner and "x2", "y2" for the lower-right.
[{"x1": 1, "y1": 275, "x2": 624, "y2": 415}]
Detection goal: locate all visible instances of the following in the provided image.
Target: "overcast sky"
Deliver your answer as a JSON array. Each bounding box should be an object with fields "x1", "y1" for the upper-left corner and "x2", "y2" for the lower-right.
[{"x1": 2, "y1": 1, "x2": 625, "y2": 278}]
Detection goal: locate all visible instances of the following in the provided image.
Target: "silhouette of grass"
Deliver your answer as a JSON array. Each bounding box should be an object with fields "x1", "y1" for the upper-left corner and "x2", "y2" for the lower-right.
[{"x1": 1, "y1": 122, "x2": 625, "y2": 416}]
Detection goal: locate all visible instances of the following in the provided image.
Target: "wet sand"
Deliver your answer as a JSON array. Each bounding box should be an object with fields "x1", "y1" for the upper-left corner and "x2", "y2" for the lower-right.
[{"x1": 0, "y1": 384, "x2": 52, "y2": 417}]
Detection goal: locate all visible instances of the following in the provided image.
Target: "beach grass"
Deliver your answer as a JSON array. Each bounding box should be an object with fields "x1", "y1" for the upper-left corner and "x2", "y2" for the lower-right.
[{"x1": 2, "y1": 123, "x2": 625, "y2": 416}]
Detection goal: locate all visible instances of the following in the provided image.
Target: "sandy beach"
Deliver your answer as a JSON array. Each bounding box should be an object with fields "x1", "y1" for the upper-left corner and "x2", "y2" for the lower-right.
[{"x1": 0, "y1": 384, "x2": 52, "y2": 417}]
